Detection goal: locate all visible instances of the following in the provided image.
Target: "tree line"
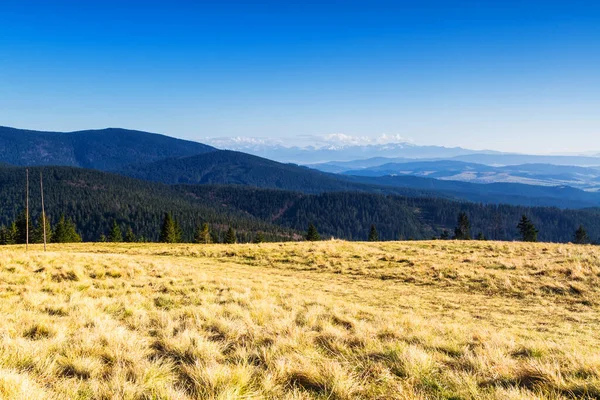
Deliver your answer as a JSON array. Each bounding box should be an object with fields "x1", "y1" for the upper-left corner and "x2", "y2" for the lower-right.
[
  {"x1": 0, "y1": 211, "x2": 80, "y2": 245},
  {"x1": 434, "y1": 211, "x2": 592, "y2": 244},
  {"x1": 1, "y1": 208, "x2": 595, "y2": 246}
]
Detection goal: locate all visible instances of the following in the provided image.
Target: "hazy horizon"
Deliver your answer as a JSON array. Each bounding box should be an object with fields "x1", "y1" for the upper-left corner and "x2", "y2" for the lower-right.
[{"x1": 2, "y1": 1, "x2": 599, "y2": 153}]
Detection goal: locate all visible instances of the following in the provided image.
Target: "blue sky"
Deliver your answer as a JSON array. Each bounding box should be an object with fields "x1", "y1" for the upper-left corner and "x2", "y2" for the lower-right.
[{"x1": 1, "y1": 0, "x2": 599, "y2": 153}]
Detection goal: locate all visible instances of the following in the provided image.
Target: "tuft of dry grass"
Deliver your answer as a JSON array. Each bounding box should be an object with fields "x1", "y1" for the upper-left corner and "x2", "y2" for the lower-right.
[{"x1": 0, "y1": 240, "x2": 599, "y2": 399}]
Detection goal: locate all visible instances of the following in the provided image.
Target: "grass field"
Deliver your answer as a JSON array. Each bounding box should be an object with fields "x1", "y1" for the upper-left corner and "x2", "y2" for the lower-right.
[{"x1": 0, "y1": 240, "x2": 599, "y2": 399}]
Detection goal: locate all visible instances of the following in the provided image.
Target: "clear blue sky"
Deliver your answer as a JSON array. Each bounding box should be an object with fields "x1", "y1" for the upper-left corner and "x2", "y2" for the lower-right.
[{"x1": 1, "y1": 0, "x2": 599, "y2": 153}]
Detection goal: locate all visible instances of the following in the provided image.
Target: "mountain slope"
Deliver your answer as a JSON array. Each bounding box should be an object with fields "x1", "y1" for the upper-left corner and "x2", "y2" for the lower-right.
[
  {"x1": 0, "y1": 165, "x2": 290, "y2": 242},
  {"x1": 176, "y1": 185, "x2": 600, "y2": 243},
  {"x1": 118, "y1": 150, "x2": 600, "y2": 208},
  {"x1": 119, "y1": 150, "x2": 418, "y2": 195},
  {"x1": 0, "y1": 126, "x2": 215, "y2": 170}
]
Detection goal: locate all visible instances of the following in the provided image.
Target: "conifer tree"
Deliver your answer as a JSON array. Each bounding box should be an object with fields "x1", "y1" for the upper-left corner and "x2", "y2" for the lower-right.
[
  {"x1": 124, "y1": 227, "x2": 136, "y2": 243},
  {"x1": 306, "y1": 223, "x2": 320, "y2": 241},
  {"x1": 109, "y1": 220, "x2": 123, "y2": 243},
  {"x1": 517, "y1": 215, "x2": 538, "y2": 242},
  {"x1": 440, "y1": 230, "x2": 450, "y2": 240},
  {"x1": 32, "y1": 213, "x2": 52, "y2": 244},
  {"x1": 454, "y1": 212, "x2": 471, "y2": 240},
  {"x1": 174, "y1": 219, "x2": 183, "y2": 243},
  {"x1": 368, "y1": 224, "x2": 379, "y2": 241},
  {"x1": 52, "y1": 215, "x2": 82, "y2": 243},
  {"x1": 194, "y1": 222, "x2": 212, "y2": 244},
  {"x1": 476, "y1": 232, "x2": 486, "y2": 241},
  {"x1": 0, "y1": 224, "x2": 17, "y2": 245},
  {"x1": 224, "y1": 227, "x2": 237, "y2": 244},
  {"x1": 0, "y1": 226, "x2": 7, "y2": 245},
  {"x1": 159, "y1": 213, "x2": 180, "y2": 243},
  {"x1": 210, "y1": 230, "x2": 220, "y2": 244},
  {"x1": 574, "y1": 225, "x2": 589, "y2": 244},
  {"x1": 253, "y1": 232, "x2": 265, "y2": 243},
  {"x1": 14, "y1": 211, "x2": 31, "y2": 244}
]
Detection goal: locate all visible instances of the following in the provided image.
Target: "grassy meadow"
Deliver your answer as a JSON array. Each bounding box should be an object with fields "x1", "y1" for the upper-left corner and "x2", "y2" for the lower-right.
[{"x1": 0, "y1": 240, "x2": 599, "y2": 399}]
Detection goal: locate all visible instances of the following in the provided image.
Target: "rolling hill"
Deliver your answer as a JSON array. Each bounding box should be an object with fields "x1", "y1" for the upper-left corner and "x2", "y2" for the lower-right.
[{"x1": 0, "y1": 126, "x2": 215, "y2": 170}]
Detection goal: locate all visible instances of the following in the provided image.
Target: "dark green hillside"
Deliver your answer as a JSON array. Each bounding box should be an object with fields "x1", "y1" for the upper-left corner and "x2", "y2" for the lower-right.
[
  {"x1": 120, "y1": 150, "x2": 405, "y2": 194},
  {"x1": 2, "y1": 165, "x2": 600, "y2": 244},
  {"x1": 0, "y1": 166, "x2": 291, "y2": 242},
  {"x1": 177, "y1": 185, "x2": 600, "y2": 243},
  {"x1": 0, "y1": 126, "x2": 215, "y2": 169}
]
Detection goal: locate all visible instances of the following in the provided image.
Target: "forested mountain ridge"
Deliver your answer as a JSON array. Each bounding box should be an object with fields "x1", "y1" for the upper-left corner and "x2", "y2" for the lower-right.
[
  {"x1": 0, "y1": 165, "x2": 293, "y2": 242},
  {"x1": 1, "y1": 164, "x2": 598, "y2": 243},
  {"x1": 119, "y1": 150, "x2": 397, "y2": 193},
  {"x1": 118, "y1": 150, "x2": 600, "y2": 209},
  {"x1": 0, "y1": 126, "x2": 215, "y2": 169}
]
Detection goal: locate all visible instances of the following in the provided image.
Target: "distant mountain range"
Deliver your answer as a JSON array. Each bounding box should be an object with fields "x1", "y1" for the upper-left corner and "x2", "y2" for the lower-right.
[
  {"x1": 204, "y1": 137, "x2": 503, "y2": 163},
  {"x1": 206, "y1": 136, "x2": 600, "y2": 166},
  {"x1": 329, "y1": 160, "x2": 600, "y2": 192},
  {"x1": 2, "y1": 126, "x2": 600, "y2": 209}
]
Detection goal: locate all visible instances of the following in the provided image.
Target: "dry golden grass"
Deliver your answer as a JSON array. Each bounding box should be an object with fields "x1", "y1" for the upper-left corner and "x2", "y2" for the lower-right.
[{"x1": 1, "y1": 240, "x2": 599, "y2": 399}]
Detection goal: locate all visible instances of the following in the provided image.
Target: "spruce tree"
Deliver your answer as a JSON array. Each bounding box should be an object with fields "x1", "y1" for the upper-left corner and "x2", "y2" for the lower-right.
[
  {"x1": 210, "y1": 230, "x2": 220, "y2": 244},
  {"x1": 159, "y1": 213, "x2": 180, "y2": 243},
  {"x1": 174, "y1": 220, "x2": 183, "y2": 243},
  {"x1": 253, "y1": 232, "x2": 265, "y2": 243},
  {"x1": 194, "y1": 222, "x2": 212, "y2": 244},
  {"x1": 440, "y1": 230, "x2": 450, "y2": 240},
  {"x1": 14, "y1": 211, "x2": 30, "y2": 244},
  {"x1": 109, "y1": 220, "x2": 123, "y2": 243},
  {"x1": 224, "y1": 227, "x2": 237, "y2": 244},
  {"x1": 306, "y1": 223, "x2": 320, "y2": 241},
  {"x1": 0, "y1": 224, "x2": 16, "y2": 245},
  {"x1": 7, "y1": 222, "x2": 18, "y2": 244},
  {"x1": 52, "y1": 215, "x2": 82, "y2": 243},
  {"x1": 32, "y1": 213, "x2": 52, "y2": 244},
  {"x1": 368, "y1": 224, "x2": 379, "y2": 241},
  {"x1": 517, "y1": 215, "x2": 538, "y2": 242},
  {"x1": 574, "y1": 225, "x2": 589, "y2": 244},
  {"x1": 454, "y1": 212, "x2": 471, "y2": 240},
  {"x1": 124, "y1": 227, "x2": 136, "y2": 243}
]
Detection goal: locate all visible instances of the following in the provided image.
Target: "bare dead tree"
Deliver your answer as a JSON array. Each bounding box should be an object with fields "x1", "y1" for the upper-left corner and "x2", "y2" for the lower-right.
[
  {"x1": 40, "y1": 170, "x2": 47, "y2": 251},
  {"x1": 26, "y1": 168, "x2": 29, "y2": 251}
]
